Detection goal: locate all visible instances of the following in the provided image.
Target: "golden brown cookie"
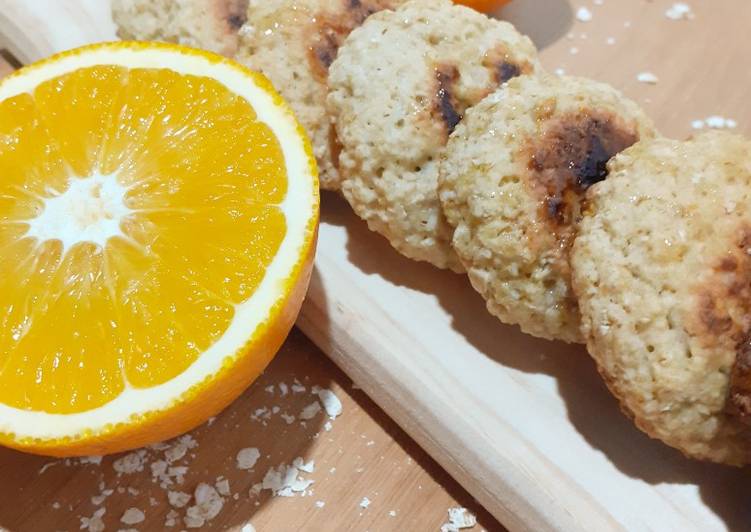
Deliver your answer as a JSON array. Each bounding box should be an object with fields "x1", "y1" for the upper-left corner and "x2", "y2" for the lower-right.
[
  {"x1": 113, "y1": 0, "x2": 406, "y2": 190},
  {"x1": 439, "y1": 75, "x2": 655, "y2": 341},
  {"x1": 572, "y1": 132, "x2": 751, "y2": 464},
  {"x1": 328, "y1": 0, "x2": 540, "y2": 271}
]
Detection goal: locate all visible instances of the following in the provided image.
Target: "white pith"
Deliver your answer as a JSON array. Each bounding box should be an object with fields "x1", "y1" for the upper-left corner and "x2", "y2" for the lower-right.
[
  {"x1": 0, "y1": 45, "x2": 316, "y2": 441},
  {"x1": 24, "y1": 171, "x2": 132, "y2": 253}
]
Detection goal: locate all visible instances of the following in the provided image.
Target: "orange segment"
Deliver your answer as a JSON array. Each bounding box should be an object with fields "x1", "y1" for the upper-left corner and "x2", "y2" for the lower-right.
[{"x1": 0, "y1": 42, "x2": 318, "y2": 457}]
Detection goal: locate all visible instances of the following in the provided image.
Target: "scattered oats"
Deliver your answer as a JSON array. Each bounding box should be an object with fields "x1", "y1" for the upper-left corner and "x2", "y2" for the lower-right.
[
  {"x1": 300, "y1": 401, "x2": 322, "y2": 420},
  {"x1": 184, "y1": 483, "x2": 225, "y2": 528},
  {"x1": 236, "y1": 447, "x2": 261, "y2": 470},
  {"x1": 281, "y1": 413, "x2": 296, "y2": 424},
  {"x1": 279, "y1": 382, "x2": 289, "y2": 396},
  {"x1": 127, "y1": 487, "x2": 140, "y2": 496},
  {"x1": 168, "y1": 490, "x2": 192, "y2": 508},
  {"x1": 241, "y1": 525, "x2": 256, "y2": 532},
  {"x1": 606, "y1": 37, "x2": 616, "y2": 45},
  {"x1": 206, "y1": 416, "x2": 217, "y2": 426},
  {"x1": 121, "y1": 508, "x2": 145, "y2": 525},
  {"x1": 149, "y1": 441, "x2": 171, "y2": 452},
  {"x1": 441, "y1": 508, "x2": 477, "y2": 532},
  {"x1": 118, "y1": 529, "x2": 139, "y2": 532},
  {"x1": 666, "y1": 3, "x2": 693, "y2": 20},
  {"x1": 91, "y1": 488, "x2": 114, "y2": 506},
  {"x1": 569, "y1": 47, "x2": 579, "y2": 55},
  {"x1": 707, "y1": 115, "x2": 727, "y2": 128},
  {"x1": 694, "y1": 116, "x2": 738, "y2": 129},
  {"x1": 260, "y1": 461, "x2": 315, "y2": 497},
  {"x1": 329, "y1": 467, "x2": 337, "y2": 474},
  {"x1": 113, "y1": 450, "x2": 146, "y2": 474},
  {"x1": 315, "y1": 500, "x2": 326, "y2": 508},
  {"x1": 80, "y1": 508, "x2": 106, "y2": 532},
  {"x1": 165, "y1": 509, "x2": 180, "y2": 528},
  {"x1": 366, "y1": 440, "x2": 375, "y2": 447},
  {"x1": 79, "y1": 456, "x2": 103, "y2": 466},
  {"x1": 165, "y1": 435, "x2": 197, "y2": 463},
  {"x1": 251, "y1": 407, "x2": 271, "y2": 421},
  {"x1": 576, "y1": 7, "x2": 592, "y2": 22},
  {"x1": 291, "y1": 381, "x2": 306, "y2": 393},
  {"x1": 272, "y1": 406, "x2": 281, "y2": 414},
  {"x1": 215, "y1": 478, "x2": 231, "y2": 496},
  {"x1": 324, "y1": 421, "x2": 333, "y2": 431},
  {"x1": 389, "y1": 510, "x2": 397, "y2": 517},
  {"x1": 637, "y1": 72, "x2": 659, "y2": 84},
  {"x1": 169, "y1": 465, "x2": 188, "y2": 484},
  {"x1": 265, "y1": 384, "x2": 275, "y2": 393},
  {"x1": 38, "y1": 461, "x2": 58, "y2": 474},
  {"x1": 149, "y1": 497, "x2": 159, "y2": 507},
  {"x1": 52, "y1": 502, "x2": 61, "y2": 510},
  {"x1": 151, "y1": 460, "x2": 168, "y2": 479},
  {"x1": 316, "y1": 389, "x2": 343, "y2": 419},
  {"x1": 360, "y1": 496, "x2": 371, "y2": 509},
  {"x1": 293, "y1": 457, "x2": 315, "y2": 473}
]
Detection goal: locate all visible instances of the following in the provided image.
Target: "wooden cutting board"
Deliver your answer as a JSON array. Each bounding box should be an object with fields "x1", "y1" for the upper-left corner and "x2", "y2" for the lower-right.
[{"x1": 1, "y1": 1, "x2": 750, "y2": 531}]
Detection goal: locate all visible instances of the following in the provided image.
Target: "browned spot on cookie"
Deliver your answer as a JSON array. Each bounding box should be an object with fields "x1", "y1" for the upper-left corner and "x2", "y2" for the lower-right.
[
  {"x1": 730, "y1": 333, "x2": 751, "y2": 425},
  {"x1": 308, "y1": 0, "x2": 401, "y2": 82},
  {"x1": 219, "y1": 0, "x2": 249, "y2": 31},
  {"x1": 697, "y1": 292, "x2": 735, "y2": 336},
  {"x1": 434, "y1": 64, "x2": 462, "y2": 136},
  {"x1": 482, "y1": 45, "x2": 533, "y2": 88},
  {"x1": 524, "y1": 110, "x2": 639, "y2": 227},
  {"x1": 720, "y1": 256, "x2": 739, "y2": 272},
  {"x1": 202, "y1": 0, "x2": 248, "y2": 56},
  {"x1": 691, "y1": 227, "x2": 751, "y2": 352}
]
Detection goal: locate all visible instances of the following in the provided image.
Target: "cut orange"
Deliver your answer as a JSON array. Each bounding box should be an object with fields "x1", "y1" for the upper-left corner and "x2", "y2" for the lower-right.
[
  {"x1": 0, "y1": 42, "x2": 319, "y2": 457},
  {"x1": 455, "y1": 0, "x2": 511, "y2": 13}
]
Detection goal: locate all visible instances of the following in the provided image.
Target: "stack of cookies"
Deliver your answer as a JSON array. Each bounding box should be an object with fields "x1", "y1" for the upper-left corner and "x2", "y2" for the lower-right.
[{"x1": 114, "y1": 0, "x2": 751, "y2": 465}]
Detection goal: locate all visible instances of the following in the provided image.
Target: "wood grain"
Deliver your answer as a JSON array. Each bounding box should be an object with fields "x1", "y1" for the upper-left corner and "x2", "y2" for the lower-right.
[
  {"x1": 0, "y1": 330, "x2": 499, "y2": 532},
  {"x1": 0, "y1": 1, "x2": 750, "y2": 531}
]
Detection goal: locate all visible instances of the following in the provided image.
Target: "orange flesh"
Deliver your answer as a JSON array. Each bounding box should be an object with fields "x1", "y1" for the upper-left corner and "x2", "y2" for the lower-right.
[
  {"x1": 0, "y1": 66, "x2": 288, "y2": 414},
  {"x1": 455, "y1": 0, "x2": 511, "y2": 13}
]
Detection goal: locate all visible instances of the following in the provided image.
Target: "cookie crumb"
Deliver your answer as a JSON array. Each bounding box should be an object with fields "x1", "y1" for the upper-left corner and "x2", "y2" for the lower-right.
[
  {"x1": 300, "y1": 401, "x2": 322, "y2": 420},
  {"x1": 576, "y1": 7, "x2": 593, "y2": 22},
  {"x1": 666, "y1": 3, "x2": 694, "y2": 20},
  {"x1": 637, "y1": 72, "x2": 659, "y2": 84},
  {"x1": 360, "y1": 496, "x2": 371, "y2": 509},
  {"x1": 316, "y1": 389, "x2": 343, "y2": 419},
  {"x1": 168, "y1": 490, "x2": 191, "y2": 508},
  {"x1": 165, "y1": 509, "x2": 180, "y2": 527},
  {"x1": 441, "y1": 508, "x2": 477, "y2": 532},
  {"x1": 693, "y1": 116, "x2": 738, "y2": 130},
  {"x1": 236, "y1": 447, "x2": 261, "y2": 470},
  {"x1": 120, "y1": 508, "x2": 145, "y2": 525},
  {"x1": 184, "y1": 483, "x2": 224, "y2": 528},
  {"x1": 80, "y1": 508, "x2": 106, "y2": 532}
]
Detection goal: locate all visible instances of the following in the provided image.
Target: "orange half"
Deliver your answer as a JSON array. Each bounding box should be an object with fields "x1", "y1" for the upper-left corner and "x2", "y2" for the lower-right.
[{"x1": 0, "y1": 42, "x2": 319, "y2": 457}]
